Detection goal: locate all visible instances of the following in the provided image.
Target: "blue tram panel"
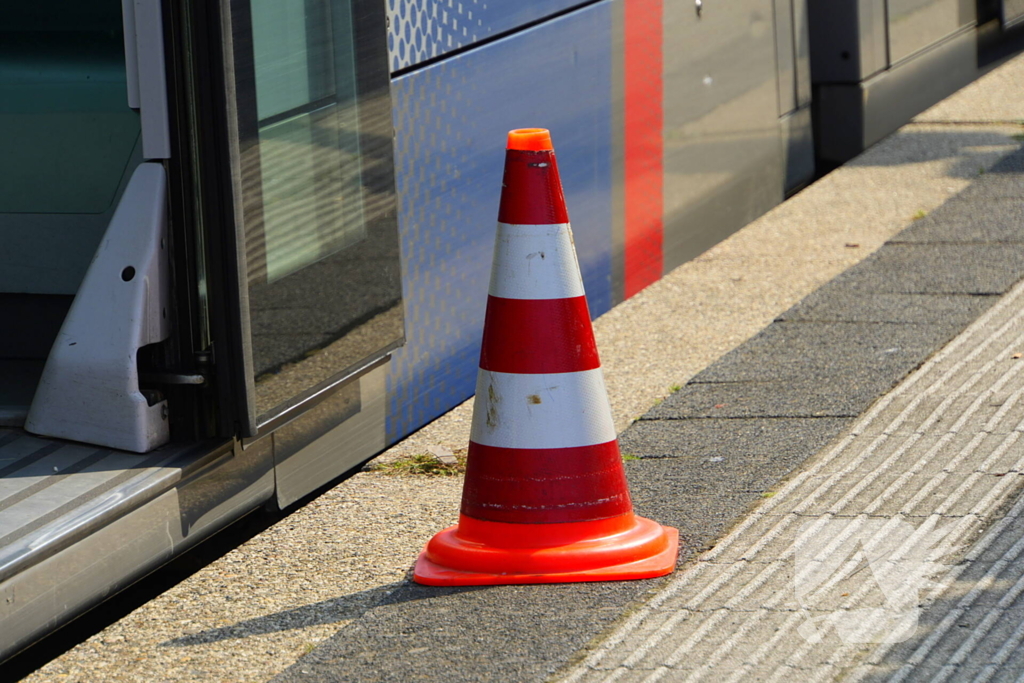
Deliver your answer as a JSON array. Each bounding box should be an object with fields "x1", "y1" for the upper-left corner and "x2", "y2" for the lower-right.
[
  {"x1": 387, "y1": 3, "x2": 614, "y2": 442},
  {"x1": 387, "y1": 0, "x2": 589, "y2": 71}
]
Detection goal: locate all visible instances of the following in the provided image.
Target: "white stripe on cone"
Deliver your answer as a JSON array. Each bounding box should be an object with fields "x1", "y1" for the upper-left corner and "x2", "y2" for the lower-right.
[
  {"x1": 470, "y1": 368, "x2": 617, "y2": 450},
  {"x1": 488, "y1": 223, "x2": 585, "y2": 300}
]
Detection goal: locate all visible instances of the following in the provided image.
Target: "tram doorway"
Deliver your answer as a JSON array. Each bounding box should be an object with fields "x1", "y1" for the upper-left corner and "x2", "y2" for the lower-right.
[{"x1": 0, "y1": 1, "x2": 142, "y2": 425}]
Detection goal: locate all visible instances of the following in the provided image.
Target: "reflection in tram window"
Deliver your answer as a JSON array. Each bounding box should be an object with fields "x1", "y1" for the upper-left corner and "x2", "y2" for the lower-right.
[
  {"x1": 250, "y1": 0, "x2": 365, "y2": 283},
  {"x1": 224, "y1": 0, "x2": 403, "y2": 423}
]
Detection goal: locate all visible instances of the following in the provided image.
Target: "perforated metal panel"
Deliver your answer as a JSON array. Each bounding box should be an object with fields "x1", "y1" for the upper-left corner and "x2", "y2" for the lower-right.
[
  {"x1": 386, "y1": 4, "x2": 613, "y2": 441},
  {"x1": 386, "y1": 0, "x2": 586, "y2": 71}
]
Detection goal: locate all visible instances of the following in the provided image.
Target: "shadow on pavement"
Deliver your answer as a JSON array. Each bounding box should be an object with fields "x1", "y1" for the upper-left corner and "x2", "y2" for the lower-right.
[{"x1": 161, "y1": 580, "x2": 490, "y2": 647}]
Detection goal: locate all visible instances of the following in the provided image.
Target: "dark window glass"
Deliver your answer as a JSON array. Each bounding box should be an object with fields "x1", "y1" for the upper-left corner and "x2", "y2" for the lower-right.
[{"x1": 223, "y1": 0, "x2": 402, "y2": 424}]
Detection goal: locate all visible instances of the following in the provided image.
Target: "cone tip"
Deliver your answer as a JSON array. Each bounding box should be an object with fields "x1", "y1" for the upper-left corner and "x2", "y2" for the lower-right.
[{"x1": 507, "y1": 128, "x2": 553, "y2": 151}]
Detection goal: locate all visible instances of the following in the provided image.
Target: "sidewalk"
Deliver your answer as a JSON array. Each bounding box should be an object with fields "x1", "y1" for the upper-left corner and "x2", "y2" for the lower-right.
[
  {"x1": 21, "y1": 54, "x2": 1024, "y2": 683},
  {"x1": 564, "y1": 209, "x2": 1024, "y2": 681}
]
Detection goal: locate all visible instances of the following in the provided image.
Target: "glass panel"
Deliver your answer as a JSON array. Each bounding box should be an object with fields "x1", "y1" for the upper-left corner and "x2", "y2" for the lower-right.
[
  {"x1": 224, "y1": 0, "x2": 403, "y2": 424},
  {"x1": 257, "y1": 106, "x2": 366, "y2": 282},
  {"x1": 1003, "y1": 0, "x2": 1024, "y2": 27},
  {"x1": 0, "y1": 3, "x2": 140, "y2": 215},
  {"x1": 248, "y1": 0, "x2": 363, "y2": 283},
  {"x1": 887, "y1": 0, "x2": 964, "y2": 65}
]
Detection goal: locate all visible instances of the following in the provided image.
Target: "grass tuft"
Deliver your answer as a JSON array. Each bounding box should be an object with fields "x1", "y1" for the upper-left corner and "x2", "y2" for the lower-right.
[{"x1": 371, "y1": 451, "x2": 467, "y2": 476}]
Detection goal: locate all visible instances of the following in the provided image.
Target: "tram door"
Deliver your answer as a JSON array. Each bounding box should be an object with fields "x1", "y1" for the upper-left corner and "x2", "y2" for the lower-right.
[
  {"x1": 0, "y1": 0, "x2": 401, "y2": 496},
  {"x1": 195, "y1": 0, "x2": 404, "y2": 503}
]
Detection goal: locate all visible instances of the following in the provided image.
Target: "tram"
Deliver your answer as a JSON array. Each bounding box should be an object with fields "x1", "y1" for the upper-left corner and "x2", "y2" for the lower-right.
[{"x1": 1, "y1": 0, "x2": 1021, "y2": 663}]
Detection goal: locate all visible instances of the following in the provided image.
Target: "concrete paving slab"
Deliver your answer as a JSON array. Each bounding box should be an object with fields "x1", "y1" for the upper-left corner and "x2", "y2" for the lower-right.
[
  {"x1": 644, "y1": 378, "x2": 893, "y2": 418},
  {"x1": 273, "y1": 580, "x2": 658, "y2": 683},
  {"x1": 691, "y1": 321, "x2": 954, "y2": 384},
  {"x1": 893, "y1": 197, "x2": 1024, "y2": 243},
  {"x1": 957, "y1": 174, "x2": 1024, "y2": 200},
  {"x1": 954, "y1": 150, "x2": 1024, "y2": 202},
  {"x1": 627, "y1": 486, "x2": 764, "y2": 556},
  {"x1": 831, "y1": 243, "x2": 1024, "y2": 295},
  {"x1": 778, "y1": 289, "x2": 995, "y2": 325},
  {"x1": 989, "y1": 149, "x2": 1024, "y2": 173},
  {"x1": 850, "y1": 488, "x2": 1024, "y2": 680},
  {"x1": 622, "y1": 452, "x2": 803, "y2": 497},
  {"x1": 622, "y1": 417, "x2": 852, "y2": 460},
  {"x1": 851, "y1": 357, "x2": 1024, "y2": 438}
]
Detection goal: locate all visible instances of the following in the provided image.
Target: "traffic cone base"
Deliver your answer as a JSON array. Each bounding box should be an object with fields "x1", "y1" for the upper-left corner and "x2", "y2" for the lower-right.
[{"x1": 413, "y1": 514, "x2": 679, "y2": 586}]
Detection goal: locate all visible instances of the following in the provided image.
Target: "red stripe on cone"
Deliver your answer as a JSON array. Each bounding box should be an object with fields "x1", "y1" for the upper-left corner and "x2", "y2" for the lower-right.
[
  {"x1": 460, "y1": 440, "x2": 633, "y2": 524},
  {"x1": 479, "y1": 296, "x2": 600, "y2": 374},
  {"x1": 497, "y1": 149, "x2": 570, "y2": 225}
]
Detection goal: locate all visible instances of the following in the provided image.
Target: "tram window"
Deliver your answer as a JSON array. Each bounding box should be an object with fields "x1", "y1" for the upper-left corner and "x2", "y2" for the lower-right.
[
  {"x1": 0, "y1": 3, "x2": 139, "y2": 219},
  {"x1": 250, "y1": 0, "x2": 365, "y2": 283},
  {"x1": 221, "y1": 0, "x2": 402, "y2": 426}
]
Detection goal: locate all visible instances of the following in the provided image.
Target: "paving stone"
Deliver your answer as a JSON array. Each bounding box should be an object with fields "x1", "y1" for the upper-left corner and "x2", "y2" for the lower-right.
[
  {"x1": 988, "y1": 148, "x2": 1024, "y2": 174},
  {"x1": 778, "y1": 288, "x2": 995, "y2": 325},
  {"x1": 623, "y1": 417, "x2": 852, "y2": 462},
  {"x1": 893, "y1": 197, "x2": 1024, "y2": 244},
  {"x1": 273, "y1": 579, "x2": 657, "y2": 683},
  {"x1": 830, "y1": 243, "x2": 1024, "y2": 295},
  {"x1": 971, "y1": 512, "x2": 1024, "y2": 564},
  {"x1": 627, "y1": 487, "x2": 765, "y2": 555},
  {"x1": 955, "y1": 149, "x2": 1024, "y2": 200},
  {"x1": 690, "y1": 321, "x2": 954, "y2": 384},
  {"x1": 644, "y1": 379, "x2": 885, "y2": 418},
  {"x1": 624, "y1": 450, "x2": 794, "y2": 496}
]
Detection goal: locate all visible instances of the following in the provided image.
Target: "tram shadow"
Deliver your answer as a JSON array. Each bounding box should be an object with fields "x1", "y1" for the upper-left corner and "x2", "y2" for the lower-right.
[
  {"x1": 160, "y1": 580, "x2": 485, "y2": 647},
  {"x1": 842, "y1": 128, "x2": 1024, "y2": 181}
]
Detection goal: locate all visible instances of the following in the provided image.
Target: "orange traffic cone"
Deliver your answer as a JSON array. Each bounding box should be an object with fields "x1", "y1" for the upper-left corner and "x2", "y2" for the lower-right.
[{"x1": 413, "y1": 128, "x2": 679, "y2": 586}]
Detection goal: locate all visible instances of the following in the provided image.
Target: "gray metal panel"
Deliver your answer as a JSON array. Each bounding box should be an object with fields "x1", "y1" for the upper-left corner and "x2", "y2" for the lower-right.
[
  {"x1": 888, "y1": 0, "x2": 974, "y2": 65},
  {"x1": 0, "y1": 434, "x2": 272, "y2": 660},
  {"x1": 814, "y1": 26, "x2": 977, "y2": 163},
  {"x1": 121, "y1": 0, "x2": 141, "y2": 109},
  {"x1": 794, "y1": 0, "x2": 812, "y2": 106},
  {"x1": 662, "y1": 0, "x2": 784, "y2": 271},
  {"x1": 774, "y1": 0, "x2": 798, "y2": 115},
  {"x1": 273, "y1": 365, "x2": 387, "y2": 508},
  {"x1": 781, "y1": 106, "x2": 815, "y2": 192},
  {"x1": 134, "y1": 0, "x2": 171, "y2": 159},
  {"x1": 807, "y1": 0, "x2": 888, "y2": 82},
  {"x1": 0, "y1": 433, "x2": 220, "y2": 585},
  {"x1": 1003, "y1": 0, "x2": 1024, "y2": 27},
  {"x1": 0, "y1": 489, "x2": 181, "y2": 661},
  {"x1": 386, "y1": 1, "x2": 588, "y2": 72}
]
